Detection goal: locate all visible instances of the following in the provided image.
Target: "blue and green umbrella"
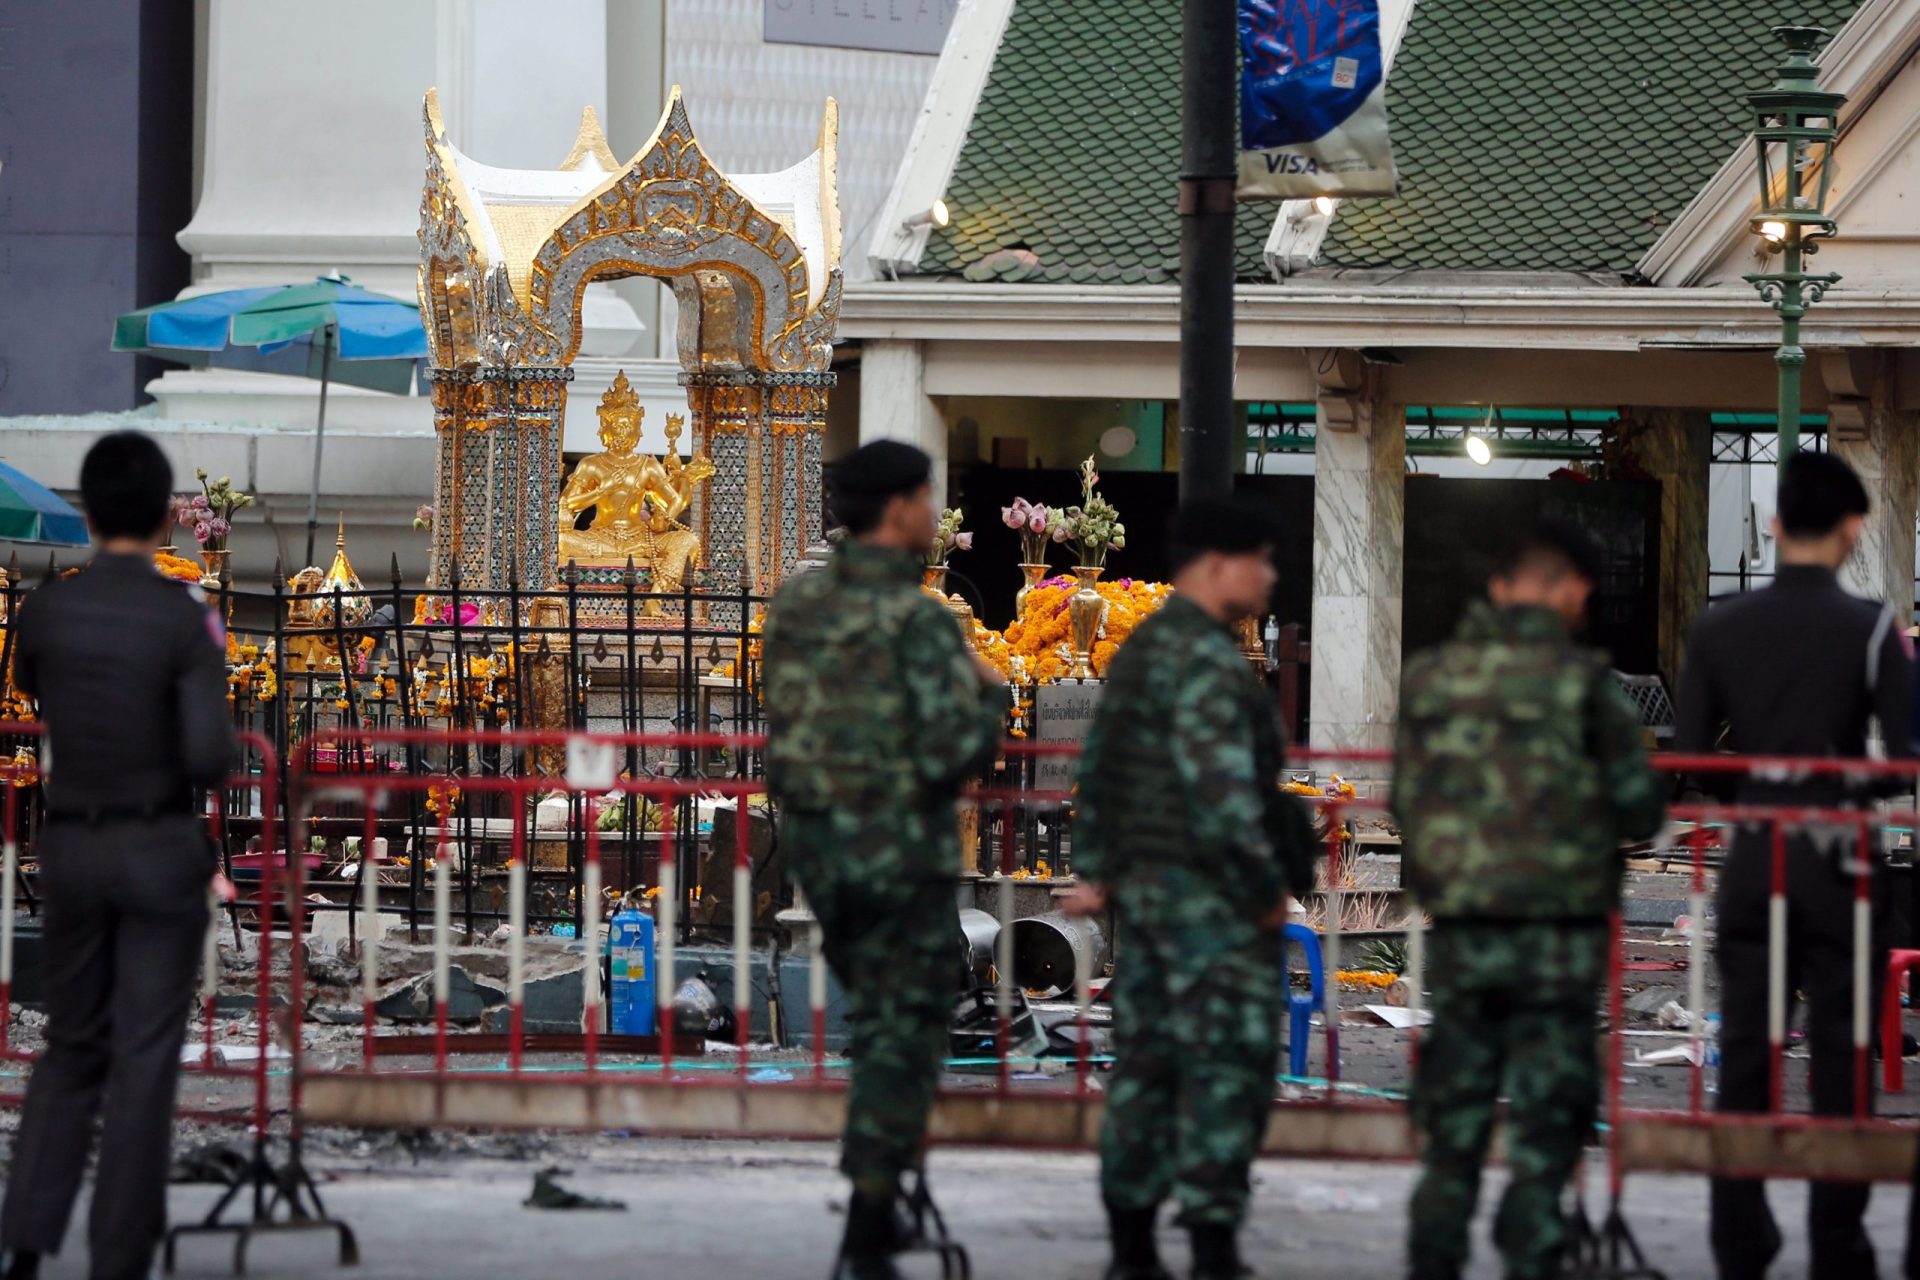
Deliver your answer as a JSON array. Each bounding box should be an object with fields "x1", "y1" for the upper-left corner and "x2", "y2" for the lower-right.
[
  {"x1": 113, "y1": 274, "x2": 429, "y2": 564},
  {"x1": 0, "y1": 462, "x2": 87, "y2": 547}
]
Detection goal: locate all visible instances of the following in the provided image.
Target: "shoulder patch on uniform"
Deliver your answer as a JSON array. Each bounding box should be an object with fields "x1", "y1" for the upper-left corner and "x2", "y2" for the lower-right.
[{"x1": 179, "y1": 584, "x2": 227, "y2": 648}]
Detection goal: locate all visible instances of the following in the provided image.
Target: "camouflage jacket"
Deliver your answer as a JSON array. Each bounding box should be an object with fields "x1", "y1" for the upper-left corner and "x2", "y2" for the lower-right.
[
  {"x1": 1392, "y1": 601, "x2": 1665, "y2": 921},
  {"x1": 1074, "y1": 596, "x2": 1316, "y2": 924},
  {"x1": 761, "y1": 540, "x2": 1003, "y2": 829}
]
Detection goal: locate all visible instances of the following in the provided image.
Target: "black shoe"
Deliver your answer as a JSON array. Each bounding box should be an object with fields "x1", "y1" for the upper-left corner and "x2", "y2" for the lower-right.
[
  {"x1": 1104, "y1": 1201, "x2": 1173, "y2": 1280},
  {"x1": 1189, "y1": 1222, "x2": 1253, "y2": 1279},
  {"x1": 833, "y1": 1192, "x2": 904, "y2": 1280},
  {"x1": 1, "y1": 1250, "x2": 38, "y2": 1280}
]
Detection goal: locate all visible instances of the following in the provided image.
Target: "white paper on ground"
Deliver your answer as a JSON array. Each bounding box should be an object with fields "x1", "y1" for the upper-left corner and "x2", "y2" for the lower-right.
[
  {"x1": 1362, "y1": 1004, "x2": 1431, "y2": 1029},
  {"x1": 182, "y1": 1043, "x2": 292, "y2": 1065}
]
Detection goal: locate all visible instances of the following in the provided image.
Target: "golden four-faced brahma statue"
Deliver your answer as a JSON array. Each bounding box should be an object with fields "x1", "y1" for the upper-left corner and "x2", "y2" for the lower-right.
[{"x1": 557, "y1": 370, "x2": 715, "y2": 610}]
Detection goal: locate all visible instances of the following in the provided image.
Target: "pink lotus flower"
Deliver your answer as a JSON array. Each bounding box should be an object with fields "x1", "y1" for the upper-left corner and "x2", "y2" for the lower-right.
[
  {"x1": 1027, "y1": 508, "x2": 1049, "y2": 534},
  {"x1": 209, "y1": 517, "x2": 231, "y2": 538},
  {"x1": 193, "y1": 520, "x2": 214, "y2": 545},
  {"x1": 955, "y1": 531, "x2": 974, "y2": 551},
  {"x1": 190, "y1": 494, "x2": 210, "y2": 510},
  {"x1": 1002, "y1": 500, "x2": 1030, "y2": 530}
]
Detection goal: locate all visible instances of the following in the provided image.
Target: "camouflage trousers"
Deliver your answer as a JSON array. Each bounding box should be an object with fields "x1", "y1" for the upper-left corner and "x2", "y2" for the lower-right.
[
  {"x1": 1408, "y1": 921, "x2": 1607, "y2": 1280},
  {"x1": 802, "y1": 863, "x2": 954, "y2": 1198},
  {"x1": 1101, "y1": 918, "x2": 1282, "y2": 1226}
]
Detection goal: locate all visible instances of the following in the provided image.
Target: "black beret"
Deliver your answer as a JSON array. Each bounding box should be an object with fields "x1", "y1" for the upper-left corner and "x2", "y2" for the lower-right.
[
  {"x1": 827, "y1": 440, "x2": 932, "y2": 501},
  {"x1": 1168, "y1": 495, "x2": 1281, "y2": 558}
]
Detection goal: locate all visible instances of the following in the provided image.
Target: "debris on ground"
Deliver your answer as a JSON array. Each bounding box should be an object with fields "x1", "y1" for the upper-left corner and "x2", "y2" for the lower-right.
[
  {"x1": 524, "y1": 1166, "x2": 627, "y2": 1211},
  {"x1": 169, "y1": 1141, "x2": 251, "y2": 1185}
]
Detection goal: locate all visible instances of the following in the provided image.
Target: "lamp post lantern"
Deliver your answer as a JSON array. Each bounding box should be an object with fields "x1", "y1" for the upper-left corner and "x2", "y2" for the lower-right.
[{"x1": 1743, "y1": 25, "x2": 1846, "y2": 469}]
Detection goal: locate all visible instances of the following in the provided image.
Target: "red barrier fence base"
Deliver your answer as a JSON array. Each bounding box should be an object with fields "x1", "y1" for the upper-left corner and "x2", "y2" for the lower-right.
[
  {"x1": 162, "y1": 1141, "x2": 360, "y2": 1276},
  {"x1": 1567, "y1": 1201, "x2": 1667, "y2": 1280}
]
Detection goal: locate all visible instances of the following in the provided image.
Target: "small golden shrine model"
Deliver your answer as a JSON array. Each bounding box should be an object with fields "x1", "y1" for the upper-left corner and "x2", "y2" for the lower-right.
[
  {"x1": 414, "y1": 86, "x2": 843, "y2": 619},
  {"x1": 284, "y1": 520, "x2": 374, "y2": 670}
]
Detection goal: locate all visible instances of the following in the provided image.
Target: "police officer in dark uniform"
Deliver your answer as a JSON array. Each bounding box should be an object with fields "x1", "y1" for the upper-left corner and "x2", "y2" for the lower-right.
[
  {"x1": 0, "y1": 432, "x2": 238, "y2": 1280},
  {"x1": 1675, "y1": 450, "x2": 1913, "y2": 1280}
]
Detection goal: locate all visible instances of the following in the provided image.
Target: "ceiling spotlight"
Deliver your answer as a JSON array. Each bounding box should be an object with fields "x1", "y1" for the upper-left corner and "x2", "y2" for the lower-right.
[
  {"x1": 904, "y1": 198, "x2": 951, "y2": 231},
  {"x1": 1465, "y1": 433, "x2": 1493, "y2": 467}
]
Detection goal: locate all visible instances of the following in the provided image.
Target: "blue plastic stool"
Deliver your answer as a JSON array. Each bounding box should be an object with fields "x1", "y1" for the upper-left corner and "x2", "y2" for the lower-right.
[{"x1": 1279, "y1": 922, "x2": 1328, "y2": 1079}]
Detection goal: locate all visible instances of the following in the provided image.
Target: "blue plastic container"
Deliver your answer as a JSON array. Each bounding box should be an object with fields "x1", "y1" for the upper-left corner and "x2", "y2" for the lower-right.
[{"x1": 608, "y1": 910, "x2": 657, "y2": 1036}]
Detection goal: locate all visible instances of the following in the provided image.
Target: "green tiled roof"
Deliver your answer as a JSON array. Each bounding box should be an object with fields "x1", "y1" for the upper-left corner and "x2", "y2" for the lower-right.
[
  {"x1": 918, "y1": 0, "x2": 1275, "y2": 285},
  {"x1": 1323, "y1": 0, "x2": 1864, "y2": 273},
  {"x1": 920, "y1": 0, "x2": 1864, "y2": 282}
]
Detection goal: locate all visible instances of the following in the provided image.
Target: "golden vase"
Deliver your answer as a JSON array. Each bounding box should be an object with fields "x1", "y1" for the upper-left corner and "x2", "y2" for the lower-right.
[
  {"x1": 1067, "y1": 565, "x2": 1105, "y2": 681},
  {"x1": 199, "y1": 548, "x2": 231, "y2": 589},
  {"x1": 922, "y1": 565, "x2": 948, "y2": 596},
  {"x1": 1015, "y1": 563, "x2": 1050, "y2": 616}
]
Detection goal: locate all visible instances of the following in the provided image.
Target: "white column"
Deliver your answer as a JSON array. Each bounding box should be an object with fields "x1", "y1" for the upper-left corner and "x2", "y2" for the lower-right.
[
  {"x1": 170, "y1": 0, "x2": 642, "y2": 421},
  {"x1": 857, "y1": 339, "x2": 949, "y2": 500},
  {"x1": 1309, "y1": 378, "x2": 1404, "y2": 755},
  {"x1": 1832, "y1": 404, "x2": 1920, "y2": 626}
]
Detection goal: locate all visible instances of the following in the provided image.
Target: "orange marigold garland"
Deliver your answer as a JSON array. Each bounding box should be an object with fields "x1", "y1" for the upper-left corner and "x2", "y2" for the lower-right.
[
  {"x1": 986, "y1": 577, "x2": 1172, "y2": 684},
  {"x1": 153, "y1": 551, "x2": 205, "y2": 584}
]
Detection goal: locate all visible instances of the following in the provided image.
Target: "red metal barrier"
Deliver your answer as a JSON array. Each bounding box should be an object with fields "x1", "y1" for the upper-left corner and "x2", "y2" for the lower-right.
[
  {"x1": 0, "y1": 726, "x2": 284, "y2": 1127},
  {"x1": 0, "y1": 726, "x2": 355, "y2": 1269},
  {"x1": 284, "y1": 730, "x2": 1920, "y2": 1210}
]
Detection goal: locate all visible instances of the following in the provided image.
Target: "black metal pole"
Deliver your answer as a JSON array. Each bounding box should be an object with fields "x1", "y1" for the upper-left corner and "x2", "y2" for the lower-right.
[{"x1": 1178, "y1": 0, "x2": 1239, "y2": 502}]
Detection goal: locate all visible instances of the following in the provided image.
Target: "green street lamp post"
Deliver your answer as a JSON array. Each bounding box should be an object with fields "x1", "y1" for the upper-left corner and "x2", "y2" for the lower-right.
[{"x1": 1743, "y1": 25, "x2": 1846, "y2": 469}]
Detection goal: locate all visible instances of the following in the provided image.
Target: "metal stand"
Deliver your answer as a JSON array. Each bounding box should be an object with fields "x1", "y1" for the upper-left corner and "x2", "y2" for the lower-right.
[
  {"x1": 895, "y1": 1172, "x2": 970, "y2": 1280},
  {"x1": 164, "y1": 1133, "x2": 358, "y2": 1275},
  {"x1": 830, "y1": 1171, "x2": 970, "y2": 1280},
  {"x1": 1565, "y1": 1197, "x2": 1666, "y2": 1280}
]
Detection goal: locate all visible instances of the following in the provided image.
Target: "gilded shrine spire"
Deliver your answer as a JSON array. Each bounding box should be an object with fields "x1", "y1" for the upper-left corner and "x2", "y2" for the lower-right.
[{"x1": 416, "y1": 87, "x2": 843, "y2": 611}]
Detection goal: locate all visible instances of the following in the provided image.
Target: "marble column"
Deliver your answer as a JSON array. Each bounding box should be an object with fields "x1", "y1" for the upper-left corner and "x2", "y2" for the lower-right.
[
  {"x1": 1832, "y1": 405, "x2": 1920, "y2": 625},
  {"x1": 857, "y1": 339, "x2": 949, "y2": 501},
  {"x1": 158, "y1": 0, "x2": 644, "y2": 428},
  {"x1": 1309, "y1": 376, "x2": 1404, "y2": 755},
  {"x1": 1625, "y1": 410, "x2": 1712, "y2": 688}
]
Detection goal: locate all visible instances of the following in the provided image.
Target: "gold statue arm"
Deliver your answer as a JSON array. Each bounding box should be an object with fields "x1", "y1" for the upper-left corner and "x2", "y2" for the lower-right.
[
  {"x1": 559, "y1": 459, "x2": 614, "y2": 514},
  {"x1": 655, "y1": 455, "x2": 715, "y2": 522}
]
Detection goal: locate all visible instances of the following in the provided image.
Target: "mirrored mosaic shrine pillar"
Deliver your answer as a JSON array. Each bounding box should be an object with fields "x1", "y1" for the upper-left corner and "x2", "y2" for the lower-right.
[
  {"x1": 427, "y1": 366, "x2": 574, "y2": 596},
  {"x1": 683, "y1": 370, "x2": 833, "y2": 602}
]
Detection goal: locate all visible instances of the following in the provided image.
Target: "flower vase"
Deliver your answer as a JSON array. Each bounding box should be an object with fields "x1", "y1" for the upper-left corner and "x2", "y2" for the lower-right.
[
  {"x1": 199, "y1": 548, "x2": 231, "y2": 589},
  {"x1": 1015, "y1": 563, "x2": 1049, "y2": 616},
  {"x1": 922, "y1": 565, "x2": 948, "y2": 597},
  {"x1": 1237, "y1": 616, "x2": 1267, "y2": 671},
  {"x1": 1067, "y1": 566, "x2": 1105, "y2": 681},
  {"x1": 945, "y1": 595, "x2": 980, "y2": 654}
]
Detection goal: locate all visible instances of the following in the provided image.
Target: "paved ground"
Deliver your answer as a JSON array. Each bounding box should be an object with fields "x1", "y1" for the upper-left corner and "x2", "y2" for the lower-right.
[{"x1": 14, "y1": 1136, "x2": 1917, "y2": 1279}]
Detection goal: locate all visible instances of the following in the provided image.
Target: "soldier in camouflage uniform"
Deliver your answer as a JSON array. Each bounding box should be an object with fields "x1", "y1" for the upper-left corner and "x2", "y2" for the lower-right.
[
  {"x1": 1067, "y1": 497, "x2": 1316, "y2": 1280},
  {"x1": 760, "y1": 441, "x2": 1005, "y2": 1280},
  {"x1": 1392, "y1": 519, "x2": 1664, "y2": 1280}
]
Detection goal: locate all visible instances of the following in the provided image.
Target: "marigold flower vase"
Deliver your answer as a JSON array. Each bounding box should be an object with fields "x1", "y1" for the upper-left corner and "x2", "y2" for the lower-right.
[
  {"x1": 1015, "y1": 563, "x2": 1049, "y2": 617},
  {"x1": 1067, "y1": 566, "x2": 1105, "y2": 681}
]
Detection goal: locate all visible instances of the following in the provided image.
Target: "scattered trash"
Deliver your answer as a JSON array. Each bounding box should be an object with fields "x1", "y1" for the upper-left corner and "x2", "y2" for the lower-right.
[
  {"x1": 747, "y1": 1068, "x2": 794, "y2": 1084},
  {"x1": 169, "y1": 1142, "x2": 250, "y2": 1186},
  {"x1": 524, "y1": 1167, "x2": 627, "y2": 1211},
  {"x1": 181, "y1": 1043, "x2": 292, "y2": 1066},
  {"x1": 1654, "y1": 1000, "x2": 1694, "y2": 1030},
  {"x1": 671, "y1": 974, "x2": 736, "y2": 1042},
  {"x1": 1360, "y1": 1004, "x2": 1430, "y2": 1029},
  {"x1": 1633, "y1": 1043, "x2": 1703, "y2": 1068}
]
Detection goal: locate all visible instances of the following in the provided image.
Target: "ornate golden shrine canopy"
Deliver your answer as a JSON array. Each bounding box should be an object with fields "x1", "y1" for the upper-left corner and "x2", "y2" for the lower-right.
[{"x1": 416, "y1": 87, "x2": 842, "y2": 603}]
